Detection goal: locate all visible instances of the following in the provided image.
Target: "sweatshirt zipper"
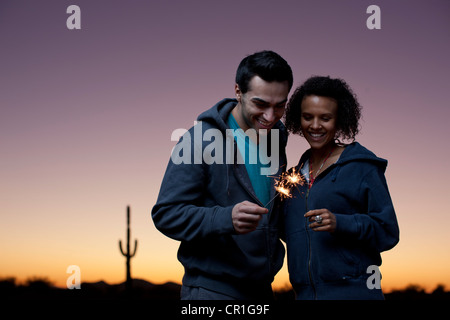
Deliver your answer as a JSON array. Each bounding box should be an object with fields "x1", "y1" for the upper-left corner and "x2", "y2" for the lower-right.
[
  {"x1": 231, "y1": 140, "x2": 274, "y2": 211},
  {"x1": 231, "y1": 143, "x2": 274, "y2": 275},
  {"x1": 305, "y1": 187, "x2": 317, "y2": 300},
  {"x1": 304, "y1": 162, "x2": 338, "y2": 300}
]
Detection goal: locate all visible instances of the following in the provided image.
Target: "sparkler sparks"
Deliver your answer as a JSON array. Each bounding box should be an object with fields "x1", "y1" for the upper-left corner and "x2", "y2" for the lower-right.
[
  {"x1": 275, "y1": 185, "x2": 292, "y2": 198},
  {"x1": 265, "y1": 167, "x2": 305, "y2": 207},
  {"x1": 284, "y1": 167, "x2": 304, "y2": 188}
]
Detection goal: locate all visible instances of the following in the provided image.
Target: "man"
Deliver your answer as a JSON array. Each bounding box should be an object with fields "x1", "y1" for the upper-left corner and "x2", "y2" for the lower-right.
[{"x1": 152, "y1": 50, "x2": 293, "y2": 300}]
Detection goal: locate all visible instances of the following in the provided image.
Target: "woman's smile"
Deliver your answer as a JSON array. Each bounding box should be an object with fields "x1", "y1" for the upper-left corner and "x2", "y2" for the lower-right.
[{"x1": 307, "y1": 131, "x2": 326, "y2": 140}]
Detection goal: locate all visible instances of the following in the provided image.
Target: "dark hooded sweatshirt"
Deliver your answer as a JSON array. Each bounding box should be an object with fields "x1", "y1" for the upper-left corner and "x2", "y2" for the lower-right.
[
  {"x1": 152, "y1": 98, "x2": 287, "y2": 299},
  {"x1": 284, "y1": 142, "x2": 399, "y2": 300}
]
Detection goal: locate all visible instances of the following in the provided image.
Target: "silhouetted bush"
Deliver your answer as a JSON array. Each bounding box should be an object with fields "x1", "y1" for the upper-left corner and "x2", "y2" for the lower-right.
[
  {"x1": 385, "y1": 284, "x2": 450, "y2": 300},
  {"x1": 1, "y1": 277, "x2": 449, "y2": 300}
]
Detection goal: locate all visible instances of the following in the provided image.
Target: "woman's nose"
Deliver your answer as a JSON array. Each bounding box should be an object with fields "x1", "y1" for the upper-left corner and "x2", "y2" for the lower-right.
[{"x1": 311, "y1": 118, "x2": 321, "y2": 129}]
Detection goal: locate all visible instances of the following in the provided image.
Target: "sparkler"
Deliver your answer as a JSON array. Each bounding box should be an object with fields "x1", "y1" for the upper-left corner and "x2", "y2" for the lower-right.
[{"x1": 264, "y1": 167, "x2": 305, "y2": 208}]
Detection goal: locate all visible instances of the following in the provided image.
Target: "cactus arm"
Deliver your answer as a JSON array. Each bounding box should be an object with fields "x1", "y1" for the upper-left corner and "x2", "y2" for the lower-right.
[
  {"x1": 119, "y1": 240, "x2": 126, "y2": 256},
  {"x1": 130, "y1": 239, "x2": 138, "y2": 257}
]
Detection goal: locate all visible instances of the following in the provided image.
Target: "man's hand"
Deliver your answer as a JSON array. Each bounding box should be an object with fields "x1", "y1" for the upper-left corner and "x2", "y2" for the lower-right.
[{"x1": 232, "y1": 201, "x2": 268, "y2": 234}]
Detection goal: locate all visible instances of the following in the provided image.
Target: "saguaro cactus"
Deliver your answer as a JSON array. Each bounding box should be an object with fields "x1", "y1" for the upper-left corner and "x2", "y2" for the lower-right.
[{"x1": 119, "y1": 205, "x2": 138, "y2": 292}]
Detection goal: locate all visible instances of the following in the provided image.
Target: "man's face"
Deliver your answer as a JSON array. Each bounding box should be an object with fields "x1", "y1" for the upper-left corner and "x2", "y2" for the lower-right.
[{"x1": 233, "y1": 76, "x2": 289, "y2": 132}]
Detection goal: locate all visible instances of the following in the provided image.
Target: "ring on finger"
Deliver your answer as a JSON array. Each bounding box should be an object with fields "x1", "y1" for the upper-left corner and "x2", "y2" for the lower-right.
[{"x1": 315, "y1": 215, "x2": 323, "y2": 224}]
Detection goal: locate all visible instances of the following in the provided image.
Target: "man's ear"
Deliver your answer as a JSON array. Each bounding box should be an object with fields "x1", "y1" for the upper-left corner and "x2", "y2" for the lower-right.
[{"x1": 234, "y1": 84, "x2": 242, "y2": 102}]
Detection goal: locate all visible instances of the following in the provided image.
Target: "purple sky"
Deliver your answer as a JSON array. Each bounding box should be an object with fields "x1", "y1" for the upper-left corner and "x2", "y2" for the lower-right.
[{"x1": 1, "y1": 0, "x2": 450, "y2": 290}]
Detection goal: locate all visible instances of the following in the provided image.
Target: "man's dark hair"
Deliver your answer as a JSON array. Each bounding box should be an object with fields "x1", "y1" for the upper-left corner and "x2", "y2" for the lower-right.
[
  {"x1": 284, "y1": 76, "x2": 361, "y2": 142},
  {"x1": 235, "y1": 50, "x2": 293, "y2": 94}
]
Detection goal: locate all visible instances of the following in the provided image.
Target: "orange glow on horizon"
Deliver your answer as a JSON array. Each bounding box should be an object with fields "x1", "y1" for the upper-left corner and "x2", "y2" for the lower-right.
[{"x1": 3, "y1": 261, "x2": 449, "y2": 294}]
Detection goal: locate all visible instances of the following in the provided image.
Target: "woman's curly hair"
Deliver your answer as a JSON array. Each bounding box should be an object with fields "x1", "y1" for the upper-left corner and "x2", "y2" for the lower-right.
[{"x1": 284, "y1": 76, "x2": 362, "y2": 142}]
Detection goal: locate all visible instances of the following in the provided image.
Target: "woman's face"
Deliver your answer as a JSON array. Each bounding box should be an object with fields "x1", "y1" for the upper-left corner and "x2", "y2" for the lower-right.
[{"x1": 300, "y1": 95, "x2": 338, "y2": 151}]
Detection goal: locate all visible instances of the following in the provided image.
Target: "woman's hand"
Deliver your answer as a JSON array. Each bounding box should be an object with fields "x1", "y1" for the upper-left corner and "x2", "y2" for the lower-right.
[{"x1": 305, "y1": 209, "x2": 336, "y2": 233}]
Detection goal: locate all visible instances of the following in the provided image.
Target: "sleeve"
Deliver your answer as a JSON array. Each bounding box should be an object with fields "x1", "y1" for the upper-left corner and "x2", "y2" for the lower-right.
[
  {"x1": 333, "y1": 166, "x2": 400, "y2": 252},
  {"x1": 151, "y1": 132, "x2": 235, "y2": 242}
]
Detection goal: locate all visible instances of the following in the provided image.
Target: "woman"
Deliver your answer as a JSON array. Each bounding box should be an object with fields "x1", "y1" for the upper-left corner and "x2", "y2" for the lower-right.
[{"x1": 283, "y1": 76, "x2": 399, "y2": 300}]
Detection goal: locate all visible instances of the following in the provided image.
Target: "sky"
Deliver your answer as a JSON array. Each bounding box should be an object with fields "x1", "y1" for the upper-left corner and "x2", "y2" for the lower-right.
[{"x1": 1, "y1": 0, "x2": 450, "y2": 293}]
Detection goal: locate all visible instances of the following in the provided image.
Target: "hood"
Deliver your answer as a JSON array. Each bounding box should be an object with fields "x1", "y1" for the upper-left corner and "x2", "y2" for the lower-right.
[
  {"x1": 197, "y1": 98, "x2": 236, "y2": 132},
  {"x1": 197, "y1": 98, "x2": 288, "y2": 146},
  {"x1": 297, "y1": 142, "x2": 387, "y2": 172},
  {"x1": 337, "y1": 142, "x2": 387, "y2": 169}
]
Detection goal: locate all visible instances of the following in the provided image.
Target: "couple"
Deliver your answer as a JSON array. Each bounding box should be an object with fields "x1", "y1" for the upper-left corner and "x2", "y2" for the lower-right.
[{"x1": 151, "y1": 51, "x2": 399, "y2": 300}]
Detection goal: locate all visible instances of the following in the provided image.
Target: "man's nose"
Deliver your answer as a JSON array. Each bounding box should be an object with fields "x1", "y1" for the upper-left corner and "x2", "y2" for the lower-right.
[{"x1": 263, "y1": 108, "x2": 276, "y2": 122}]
